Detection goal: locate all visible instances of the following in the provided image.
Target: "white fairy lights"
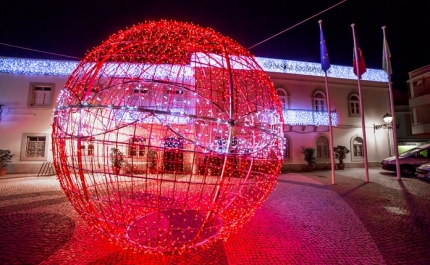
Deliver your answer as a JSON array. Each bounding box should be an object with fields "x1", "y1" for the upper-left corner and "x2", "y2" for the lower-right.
[
  {"x1": 283, "y1": 109, "x2": 338, "y2": 126},
  {"x1": 0, "y1": 56, "x2": 388, "y2": 82},
  {"x1": 255, "y1": 57, "x2": 388, "y2": 82}
]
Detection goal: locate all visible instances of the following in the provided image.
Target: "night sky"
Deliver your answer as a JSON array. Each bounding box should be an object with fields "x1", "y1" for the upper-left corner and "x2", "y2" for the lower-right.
[{"x1": 1, "y1": 0, "x2": 429, "y2": 92}]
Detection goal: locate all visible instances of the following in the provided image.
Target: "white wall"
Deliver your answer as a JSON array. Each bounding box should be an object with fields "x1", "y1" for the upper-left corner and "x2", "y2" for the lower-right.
[
  {"x1": 0, "y1": 73, "x2": 67, "y2": 173},
  {"x1": 0, "y1": 68, "x2": 392, "y2": 173},
  {"x1": 270, "y1": 73, "x2": 391, "y2": 169}
]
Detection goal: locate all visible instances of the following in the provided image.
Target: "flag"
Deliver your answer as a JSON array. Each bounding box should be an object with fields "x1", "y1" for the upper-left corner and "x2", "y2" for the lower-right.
[
  {"x1": 353, "y1": 41, "x2": 366, "y2": 79},
  {"x1": 320, "y1": 27, "x2": 330, "y2": 72},
  {"x1": 382, "y1": 35, "x2": 392, "y2": 75}
]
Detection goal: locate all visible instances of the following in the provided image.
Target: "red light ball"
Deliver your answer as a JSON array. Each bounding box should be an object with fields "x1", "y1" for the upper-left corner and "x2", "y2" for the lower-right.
[{"x1": 52, "y1": 21, "x2": 283, "y2": 253}]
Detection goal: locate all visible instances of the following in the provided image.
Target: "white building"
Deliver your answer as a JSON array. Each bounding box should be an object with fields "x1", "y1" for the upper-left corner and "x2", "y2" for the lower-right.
[{"x1": 0, "y1": 56, "x2": 392, "y2": 173}]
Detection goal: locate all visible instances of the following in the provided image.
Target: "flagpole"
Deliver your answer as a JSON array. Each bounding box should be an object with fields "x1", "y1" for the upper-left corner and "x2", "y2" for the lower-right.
[
  {"x1": 319, "y1": 20, "x2": 336, "y2": 185},
  {"x1": 351, "y1": 23, "x2": 370, "y2": 183},
  {"x1": 382, "y1": 26, "x2": 401, "y2": 180}
]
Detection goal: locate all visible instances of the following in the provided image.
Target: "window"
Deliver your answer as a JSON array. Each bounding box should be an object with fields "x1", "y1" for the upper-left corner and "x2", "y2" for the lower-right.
[
  {"x1": 128, "y1": 86, "x2": 150, "y2": 106},
  {"x1": 128, "y1": 137, "x2": 146, "y2": 157},
  {"x1": 80, "y1": 138, "x2": 95, "y2": 156},
  {"x1": 167, "y1": 88, "x2": 185, "y2": 112},
  {"x1": 28, "y1": 83, "x2": 55, "y2": 108},
  {"x1": 316, "y1": 136, "x2": 329, "y2": 158},
  {"x1": 350, "y1": 135, "x2": 364, "y2": 161},
  {"x1": 313, "y1": 91, "x2": 325, "y2": 111},
  {"x1": 283, "y1": 135, "x2": 291, "y2": 159},
  {"x1": 20, "y1": 133, "x2": 49, "y2": 161},
  {"x1": 88, "y1": 143, "x2": 94, "y2": 156},
  {"x1": 80, "y1": 143, "x2": 86, "y2": 154},
  {"x1": 276, "y1": 88, "x2": 288, "y2": 110},
  {"x1": 348, "y1": 93, "x2": 360, "y2": 116}
]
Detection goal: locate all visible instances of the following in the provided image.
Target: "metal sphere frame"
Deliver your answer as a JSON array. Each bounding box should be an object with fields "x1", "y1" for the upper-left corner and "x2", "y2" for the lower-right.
[{"x1": 52, "y1": 21, "x2": 284, "y2": 253}]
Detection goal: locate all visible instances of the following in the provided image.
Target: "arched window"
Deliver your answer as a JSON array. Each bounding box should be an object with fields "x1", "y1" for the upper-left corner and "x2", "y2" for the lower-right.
[
  {"x1": 350, "y1": 135, "x2": 364, "y2": 161},
  {"x1": 276, "y1": 88, "x2": 288, "y2": 110},
  {"x1": 316, "y1": 136, "x2": 329, "y2": 158},
  {"x1": 352, "y1": 137, "x2": 364, "y2": 157},
  {"x1": 313, "y1": 91, "x2": 325, "y2": 111},
  {"x1": 284, "y1": 135, "x2": 291, "y2": 159},
  {"x1": 348, "y1": 93, "x2": 360, "y2": 116}
]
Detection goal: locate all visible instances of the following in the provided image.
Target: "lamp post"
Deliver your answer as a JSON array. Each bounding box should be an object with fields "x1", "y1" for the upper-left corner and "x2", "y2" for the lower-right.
[
  {"x1": 374, "y1": 113, "x2": 401, "y2": 179},
  {"x1": 383, "y1": 113, "x2": 393, "y2": 157},
  {"x1": 373, "y1": 113, "x2": 392, "y2": 133},
  {"x1": 374, "y1": 113, "x2": 393, "y2": 156},
  {"x1": 383, "y1": 113, "x2": 393, "y2": 123}
]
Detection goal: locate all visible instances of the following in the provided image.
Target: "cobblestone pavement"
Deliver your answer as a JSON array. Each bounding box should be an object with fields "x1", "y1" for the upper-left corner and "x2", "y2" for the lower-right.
[
  {"x1": 0, "y1": 168, "x2": 428, "y2": 264},
  {"x1": 301, "y1": 168, "x2": 430, "y2": 265}
]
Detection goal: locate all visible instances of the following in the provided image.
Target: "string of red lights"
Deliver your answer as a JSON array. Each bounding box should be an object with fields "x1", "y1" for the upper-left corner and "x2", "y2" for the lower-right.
[{"x1": 52, "y1": 20, "x2": 284, "y2": 253}]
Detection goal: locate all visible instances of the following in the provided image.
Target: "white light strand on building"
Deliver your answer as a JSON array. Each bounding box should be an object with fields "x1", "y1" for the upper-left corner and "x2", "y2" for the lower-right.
[
  {"x1": 0, "y1": 57, "x2": 388, "y2": 82},
  {"x1": 282, "y1": 109, "x2": 338, "y2": 126},
  {"x1": 256, "y1": 57, "x2": 388, "y2": 82}
]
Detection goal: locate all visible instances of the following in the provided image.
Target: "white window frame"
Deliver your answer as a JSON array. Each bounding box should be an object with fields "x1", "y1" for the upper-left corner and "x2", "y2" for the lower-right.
[
  {"x1": 166, "y1": 87, "x2": 185, "y2": 112},
  {"x1": 128, "y1": 85, "x2": 150, "y2": 107},
  {"x1": 28, "y1": 83, "x2": 55, "y2": 108},
  {"x1": 348, "y1": 93, "x2": 360, "y2": 117},
  {"x1": 350, "y1": 134, "x2": 364, "y2": 162},
  {"x1": 80, "y1": 137, "x2": 96, "y2": 156},
  {"x1": 276, "y1": 88, "x2": 289, "y2": 110},
  {"x1": 313, "y1": 91, "x2": 326, "y2": 111},
  {"x1": 283, "y1": 134, "x2": 291, "y2": 160},
  {"x1": 20, "y1": 133, "x2": 49, "y2": 161},
  {"x1": 316, "y1": 135, "x2": 330, "y2": 159},
  {"x1": 128, "y1": 137, "x2": 146, "y2": 158}
]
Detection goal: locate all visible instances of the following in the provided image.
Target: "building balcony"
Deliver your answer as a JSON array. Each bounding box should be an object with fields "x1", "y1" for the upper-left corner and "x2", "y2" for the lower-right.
[
  {"x1": 412, "y1": 123, "x2": 430, "y2": 134},
  {"x1": 282, "y1": 109, "x2": 338, "y2": 126},
  {"x1": 411, "y1": 104, "x2": 430, "y2": 134}
]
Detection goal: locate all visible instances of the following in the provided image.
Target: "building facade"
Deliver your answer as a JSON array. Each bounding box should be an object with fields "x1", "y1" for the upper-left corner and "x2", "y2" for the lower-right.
[
  {"x1": 0, "y1": 56, "x2": 392, "y2": 173},
  {"x1": 407, "y1": 64, "x2": 430, "y2": 136}
]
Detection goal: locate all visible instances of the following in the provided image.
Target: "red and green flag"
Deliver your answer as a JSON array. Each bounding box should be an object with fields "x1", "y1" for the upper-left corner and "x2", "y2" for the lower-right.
[{"x1": 353, "y1": 41, "x2": 366, "y2": 79}]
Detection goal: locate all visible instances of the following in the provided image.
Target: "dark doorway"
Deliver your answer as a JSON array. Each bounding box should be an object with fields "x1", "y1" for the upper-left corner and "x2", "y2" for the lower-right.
[{"x1": 163, "y1": 136, "x2": 184, "y2": 172}]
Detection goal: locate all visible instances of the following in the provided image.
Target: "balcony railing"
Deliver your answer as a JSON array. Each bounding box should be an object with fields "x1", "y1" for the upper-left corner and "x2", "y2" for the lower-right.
[{"x1": 282, "y1": 109, "x2": 338, "y2": 126}]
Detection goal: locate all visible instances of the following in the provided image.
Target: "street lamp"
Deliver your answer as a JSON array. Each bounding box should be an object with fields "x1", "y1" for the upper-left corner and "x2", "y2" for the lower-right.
[
  {"x1": 374, "y1": 113, "x2": 393, "y2": 133},
  {"x1": 382, "y1": 113, "x2": 393, "y2": 123}
]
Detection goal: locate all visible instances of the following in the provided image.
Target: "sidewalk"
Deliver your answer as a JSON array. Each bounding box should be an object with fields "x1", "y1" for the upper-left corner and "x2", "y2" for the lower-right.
[{"x1": 0, "y1": 168, "x2": 429, "y2": 264}]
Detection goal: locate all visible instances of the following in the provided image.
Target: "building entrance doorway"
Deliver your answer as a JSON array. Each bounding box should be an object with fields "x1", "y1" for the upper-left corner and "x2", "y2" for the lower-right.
[{"x1": 163, "y1": 136, "x2": 184, "y2": 172}]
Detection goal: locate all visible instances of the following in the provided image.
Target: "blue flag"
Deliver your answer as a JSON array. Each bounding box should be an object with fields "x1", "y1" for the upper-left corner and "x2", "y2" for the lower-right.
[{"x1": 320, "y1": 27, "x2": 330, "y2": 72}]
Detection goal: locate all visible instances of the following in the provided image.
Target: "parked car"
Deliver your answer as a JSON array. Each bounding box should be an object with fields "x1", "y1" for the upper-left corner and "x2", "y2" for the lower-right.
[
  {"x1": 381, "y1": 143, "x2": 430, "y2": 176},
  {"x1": 416, "y1": 163, "x2": 430, "y2": 179}
]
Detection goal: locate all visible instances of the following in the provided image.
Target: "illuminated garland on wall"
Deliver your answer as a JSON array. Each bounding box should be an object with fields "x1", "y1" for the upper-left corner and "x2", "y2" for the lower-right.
[
  {"x1": 0, "y1": 57, "x2": 78, "y2": 76},
  {"x1": 283, "y1": 109, "x2": 338, "y2": 126},
  {"x1": 0, "y1": 57, "x2": 388, "y2": 82},
  {"x1": 0, "y1": 57, "x2": 340, "y2": 126},
  {"x1": 256, "y1": 57, "x2": 388, "y2": 82}
]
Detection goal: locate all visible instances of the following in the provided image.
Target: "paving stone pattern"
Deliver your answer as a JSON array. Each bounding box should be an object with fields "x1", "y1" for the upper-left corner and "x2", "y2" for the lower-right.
[
  {"x1": 0, "y1": 169, "x2": 428, "y2": 264},
  {"x1": 302, "y1": 169, "x2": 430, "y2": 265}
]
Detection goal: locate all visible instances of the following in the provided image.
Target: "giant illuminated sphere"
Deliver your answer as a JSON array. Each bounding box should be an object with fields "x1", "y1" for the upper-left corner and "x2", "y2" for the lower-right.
[{"x1": 52, "y1": 21, "x2": 284, "y2": 253}]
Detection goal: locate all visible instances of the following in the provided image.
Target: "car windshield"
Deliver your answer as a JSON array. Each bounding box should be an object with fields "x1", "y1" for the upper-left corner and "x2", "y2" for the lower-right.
[{"x1": 399, "y1": 148, "x2": 421, "y2": 158}]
